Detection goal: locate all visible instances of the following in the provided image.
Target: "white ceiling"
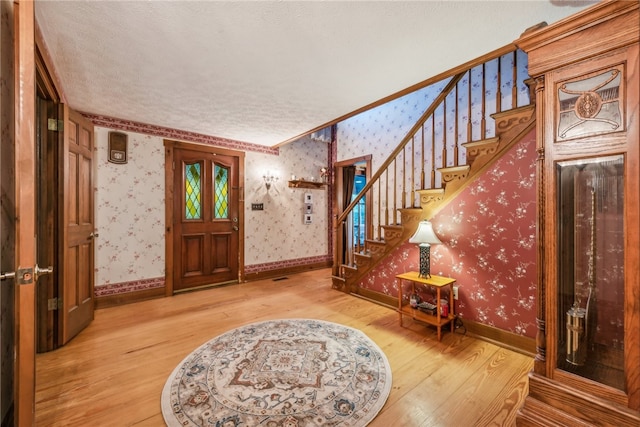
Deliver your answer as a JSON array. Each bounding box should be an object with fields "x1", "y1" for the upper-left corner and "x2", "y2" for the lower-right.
[{"x1": 35, "y1": 1, "x2": 595, "y2": 147}]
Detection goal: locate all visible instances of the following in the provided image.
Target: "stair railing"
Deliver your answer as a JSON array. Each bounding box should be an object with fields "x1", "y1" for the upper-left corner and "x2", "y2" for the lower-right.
[{"x1": 334, "y1": 45, "x2": 530, "y2": 280}]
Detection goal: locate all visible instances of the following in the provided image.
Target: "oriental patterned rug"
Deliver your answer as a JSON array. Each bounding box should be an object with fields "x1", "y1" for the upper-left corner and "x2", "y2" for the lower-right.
[{"x1": 161, "y1": 319, "x2": 392, "y2": 427}]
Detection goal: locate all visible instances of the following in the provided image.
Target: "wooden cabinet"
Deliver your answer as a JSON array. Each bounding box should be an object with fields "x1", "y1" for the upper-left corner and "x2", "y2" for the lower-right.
[
  {"x1": 516, "y1": 1, "x2": 640, "y2": 424},
  {"x1": 396, "y1": 272, "x2": 456, "y2": 341}
]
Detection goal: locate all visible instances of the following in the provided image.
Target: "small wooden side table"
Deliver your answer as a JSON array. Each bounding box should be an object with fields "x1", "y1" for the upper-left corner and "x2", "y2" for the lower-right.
[{"x1": 396, "y1": 272, "x2": 456, "y2": 341}]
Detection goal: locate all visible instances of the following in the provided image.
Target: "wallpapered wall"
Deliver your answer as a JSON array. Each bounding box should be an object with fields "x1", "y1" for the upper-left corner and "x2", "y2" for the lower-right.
[
  {"x1": 360, "y1": 129, "x2": 537, "y2": 337},
  {"x1": 94, "y1": 128, "x2": 329, "y2": 294},
  {"x1": 337, "y1": 79, "x2": 449, "y2": 165},
  {"x1": 333, "y1": 50, "x2": 535, "y2": 337},
  {"x1": 337, "y1": 50, "x2": 530, "y2": 227},
  {"x1": 95, "y1": 49, "x2": 532, "y2": 319},
  {"x1": 243, "y1": 137, "x2": 329, "y2": 267}
]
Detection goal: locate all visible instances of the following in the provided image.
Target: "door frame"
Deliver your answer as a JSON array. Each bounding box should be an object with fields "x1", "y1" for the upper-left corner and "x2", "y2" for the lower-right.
[
  {"x1": 334, "y1": 157, "x2": 373, "y2": 225},
  {"x1": 14, "y1": 0, "x2": 37, "y2": 424},
  {"x1": 164, "y1": 139, "x2": 245, "y2": 295},
  {"x1": 35, "y1": 32, "x2": 63, "y2": 353}
]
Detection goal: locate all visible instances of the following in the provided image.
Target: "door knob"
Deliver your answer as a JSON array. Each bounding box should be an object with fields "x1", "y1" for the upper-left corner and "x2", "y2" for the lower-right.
[
  {"x1": 1, "y1": 265, "x2": 53, "y2": 282},
  {"x1": 88, "y1": 232, "x2": 99, "y2": 239},
  {"x1": 0, "y1": 271, "x2": 15, "y2": 281},
  {"x1": 35, "y1": 264, "x2": 54, "y2": 281},
  {"x1": 233, "y1": 225, "x2": 239, "y2": 231}
]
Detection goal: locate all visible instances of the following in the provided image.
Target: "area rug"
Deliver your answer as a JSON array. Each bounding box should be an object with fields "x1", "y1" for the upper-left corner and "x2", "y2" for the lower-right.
[{"x1": 161, "y1": 318, "x2": 392, "y2": 426}]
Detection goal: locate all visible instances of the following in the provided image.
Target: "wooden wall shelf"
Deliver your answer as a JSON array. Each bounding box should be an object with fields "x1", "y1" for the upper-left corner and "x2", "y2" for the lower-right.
[{"x1": 288, "y1": 180, "x2": 327, "y2": 189}]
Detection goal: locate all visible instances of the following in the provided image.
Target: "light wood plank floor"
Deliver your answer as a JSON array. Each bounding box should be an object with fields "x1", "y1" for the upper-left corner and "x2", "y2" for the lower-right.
[{"x1": 35, "y1": 269, "x2": 533, "y2": 426}]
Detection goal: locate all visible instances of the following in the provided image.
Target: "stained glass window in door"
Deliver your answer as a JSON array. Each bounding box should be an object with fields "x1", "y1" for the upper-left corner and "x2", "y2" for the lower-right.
[
  {"x1": 214, "y1": 164, "x2": 229, "y2": 219},
  {"x1": 185, "y1": 162, "x2": 202, "y2": 219}
]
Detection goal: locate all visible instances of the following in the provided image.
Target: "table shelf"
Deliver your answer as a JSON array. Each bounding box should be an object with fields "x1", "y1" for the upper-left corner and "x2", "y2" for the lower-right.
[
  {"x1": 396, "y1": 272, "x2": 456, "y2": 341},
  {"x1": 398, "y1": 304, "x2": 456, "y2": 327}
]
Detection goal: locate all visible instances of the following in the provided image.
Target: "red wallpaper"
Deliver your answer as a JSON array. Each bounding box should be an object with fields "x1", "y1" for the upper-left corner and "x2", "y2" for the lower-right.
[{"x1": 360, "y1": 129, "x2": 537, "y2": 337}]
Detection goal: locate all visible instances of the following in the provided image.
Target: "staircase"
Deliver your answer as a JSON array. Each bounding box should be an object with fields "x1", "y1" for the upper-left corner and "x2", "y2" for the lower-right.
[{"x1": 331, "y1": 45, "x2": 536, "y2": 296}]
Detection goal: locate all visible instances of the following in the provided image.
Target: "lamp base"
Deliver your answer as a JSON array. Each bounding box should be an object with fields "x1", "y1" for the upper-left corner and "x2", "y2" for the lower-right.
[{"x1": 418, "y1": 244, "x2": 432, "y2": 278}]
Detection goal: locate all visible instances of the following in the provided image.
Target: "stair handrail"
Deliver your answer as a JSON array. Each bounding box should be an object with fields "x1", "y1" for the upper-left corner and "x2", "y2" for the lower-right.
[
  {"x1": 334, "y1": 43, "x2": 530, "y2": 287},
  {"x1": 336, "y1": 72, "x2": 465, "y2": 225}
]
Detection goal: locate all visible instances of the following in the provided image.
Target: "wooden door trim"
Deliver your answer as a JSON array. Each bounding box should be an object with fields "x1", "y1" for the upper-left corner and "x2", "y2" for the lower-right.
[
  {"x1": 164, "y1": 139, "x2": 245, "y2": 296},
  {"x1": 334, "y1": 155, "x2": 373, "y2": 235},
  {"x1": 14, "y1": 0, "x2": 36, "y2": 424},
  {"x1": 332, "y1": 155, "x2": 372, "y2": 278},
  {"x1": 35, "y1": 32, "x2": 63, "y2": 353}
]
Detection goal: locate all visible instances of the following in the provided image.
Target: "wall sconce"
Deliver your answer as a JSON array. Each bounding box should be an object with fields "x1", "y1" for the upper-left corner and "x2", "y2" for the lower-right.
[
  {"x1": 409, "y1": 220, "x2": 442, "y2": 278},
  {"x1": 263, "y1": 172, "x2": 278, "y2": 190}
]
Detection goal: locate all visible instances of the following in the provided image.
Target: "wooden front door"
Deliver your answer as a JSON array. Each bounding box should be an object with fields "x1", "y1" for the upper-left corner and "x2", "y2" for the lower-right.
[
  {"x1": 60, "y1": 106, "x2": 95, "y2": 344},
  {"x1": 167, "y1": 142, "x2": 243, "y2": 292}
]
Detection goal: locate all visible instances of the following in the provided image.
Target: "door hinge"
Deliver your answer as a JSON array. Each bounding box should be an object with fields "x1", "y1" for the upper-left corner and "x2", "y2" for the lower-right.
[
  {"x1": 47, "y1": 118, "x2": 64, "y2": 132},
  {"x1": 47, "y1": 297, "x2": 62, "y2": 311}
]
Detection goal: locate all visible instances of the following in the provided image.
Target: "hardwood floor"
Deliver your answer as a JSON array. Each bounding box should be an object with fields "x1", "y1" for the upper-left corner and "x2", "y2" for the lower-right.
[{"x1": 35, "y1": 269, "x2": 533, "y2": 426}]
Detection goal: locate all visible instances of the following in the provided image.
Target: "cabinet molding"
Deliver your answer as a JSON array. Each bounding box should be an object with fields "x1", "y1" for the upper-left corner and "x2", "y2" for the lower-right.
[{"x1": 516, "y1": 1, "x2": 640, "y2": 423}]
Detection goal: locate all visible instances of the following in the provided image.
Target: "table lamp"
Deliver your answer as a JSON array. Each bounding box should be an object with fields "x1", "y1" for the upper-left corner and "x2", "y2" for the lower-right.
[{"x1": 409, "y1": 220, "x2": 441, "y2": 278}]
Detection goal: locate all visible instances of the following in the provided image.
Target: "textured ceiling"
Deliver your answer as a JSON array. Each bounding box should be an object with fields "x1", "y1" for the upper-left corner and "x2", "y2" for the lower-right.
[{"x1": 34, "y1": 1, "x2": 595, "y2": 147}]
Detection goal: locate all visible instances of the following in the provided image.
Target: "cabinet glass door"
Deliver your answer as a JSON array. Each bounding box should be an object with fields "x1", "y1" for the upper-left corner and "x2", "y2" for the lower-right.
[{"x1": 556, "y1": 154, "x2": 624, "y2": 391}]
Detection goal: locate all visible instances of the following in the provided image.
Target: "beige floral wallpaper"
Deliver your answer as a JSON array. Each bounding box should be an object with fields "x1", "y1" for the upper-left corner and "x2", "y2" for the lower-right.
[
  {"x1": 94, "y1": 128, "x2": 329, "y2": 295},
  {"x1": 94, "y1": 129, "x2": 166, "y2": 289},
  {"x1": 244, "y1": 136, "x2": 329, "y2": 267}
]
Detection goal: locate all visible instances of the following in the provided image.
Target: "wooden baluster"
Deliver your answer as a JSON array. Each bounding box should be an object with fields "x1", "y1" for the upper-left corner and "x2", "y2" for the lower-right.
[
  {"x1": 512, "y1": 50, "x2": 518, "y2": 109},
  {"x1": 431, "y1": 114, "x2": 436, "y2": 188},
  {"x1": 366, "y1": 186, "x2": 372, "y2": 242},
  {"x1": 454, "y1": 84, "x2": 459, "y2": 166},
  {"x1": 467, "y1": 69, "x2": 472, "y2": 143},
  {"x1": 481, "y1": 63, "x2": 486, "y2": 139},
  {"x1": 377, "y1": 179, "x2": 381, "y2": 239},
  {"x1": 393, "y1": 158, "x2": 397, "y2": 224},
  {"x1": 384, "y1": 168, "x2": 389, "y2": 227},
  {"x1": 338, "y1": 219, "x2": 345, "y2": 268},
  {"x1": 402, "y1": 146, "x2": 407, "y2": 208},
  {"x1": 411, "y1": 135, "x2": 416, "y2": 207},
  {"x1": 420, "y1": 126, "x2": 425, "y2": 190},
  {"x1": 441, "y1": 104, "x2": 447, "y2": 168},
  {"x1": 442, "y1": 98, "x2": 455, "y2": 167},
  {"x1": 496, "y1": 55, "x2": 502, "y2": 114},
  {"x1": 350, "y1": 211, "x2": 356, "y2": 263},
  {"x1": 345, "y1": 216, "x2": 350, "y2": 265}
]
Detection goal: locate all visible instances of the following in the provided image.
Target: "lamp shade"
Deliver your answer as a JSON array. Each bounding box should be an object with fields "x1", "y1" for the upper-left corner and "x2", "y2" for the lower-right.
[{"x1": 409, "y1": 220, "x2": 441, "y2": 245}]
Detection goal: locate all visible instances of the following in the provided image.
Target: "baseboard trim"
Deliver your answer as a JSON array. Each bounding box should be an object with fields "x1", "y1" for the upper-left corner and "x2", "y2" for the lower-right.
[
  {"x1": 352, "y1": 287, "x2": 398, "y2": 308},
  {"x1": 95, "y1": 287, "x2": 165, "y2": 309},
  {"x1": 352, "y1": 286, "x2": 535, "y2": 356},
  {"x1": 462, "y1": 318, "x2": 535, "y2": 357},
  {"x1": 244, "y1": 260, "x2": 332, "y2": 282}
]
